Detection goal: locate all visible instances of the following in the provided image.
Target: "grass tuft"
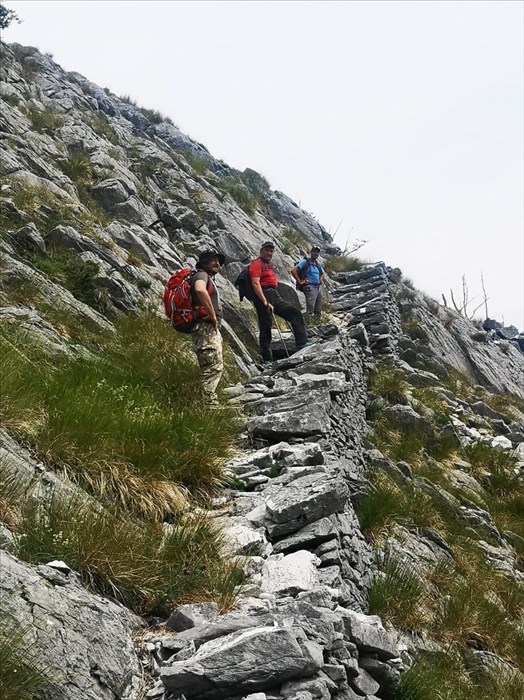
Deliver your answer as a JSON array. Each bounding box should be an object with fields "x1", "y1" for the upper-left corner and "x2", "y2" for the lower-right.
[
  {"x1": 0, "y1": 611, "x2": 64, "y2": 700},
  {"x1": 368, "y1": 550, "x2": 427, "y2": 629},
  {"x1": 1, "y1": 314, "x2": 242, "y2": 518},
  {"x1": 323, "y1": 253, "x2": 365, "y2": 274},
  {"x1": 369, "y1": 364, "x2": 408, "y2": 404}
]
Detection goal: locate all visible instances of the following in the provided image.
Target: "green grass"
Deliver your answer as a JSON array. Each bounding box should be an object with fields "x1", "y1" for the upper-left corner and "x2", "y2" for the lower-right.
[
  {"x1": 137, "y1": 105, "x2": 175, "y2": 126},
  {"x1": 2, "y1": 178, "x2": 81, "y2": 235},
  {"x1": 356, "y1": 474, "x2": 407, "y2": 537},
  {"x1": 218, "y1": 177, "x2": 258, "y2": 215},
  {"x1": 0, "y1": 611, "x2": 64, "y2": 700},
  {"x1": 35, "y1": 302, "x2": 114, "y2": 349},
  {"x1": 461, "y1": 443, "x2": 524, "y2": 554},
  {"x1": 280, "y1": 226, "x2": 310, "y2": 256},
  {"x1": 368, "y1": 550, "x2": 427, "y2": 629},
  {"x1": 1, "y1": 93, "x2": 21, "y2": 108},
  {"x1": 369, "y1": 364, "x2": 408, "y2": 404},
  {"x1": 180, "y1": 151, "x2": 209, "y2": 175},
  {"x1": 27, "y1": 106, "x2": 64, "y2": 132},
  {"x1": 401, "y1": 312, "x2": 429, "y2": 342},
  {"x1": 83, "y1": 113, "x2": 119, "y2": 144},
  {"x1": 13, "y1": 490, "x2": 244, "y2": 615},
  {"x1": 323, "y1": 253, "x2": 365, "y2": 274},
  {"x1": 0, "y1": 314, "x2": 242, "y2": 519},
  {"x1": 26, "y1": 249, "x2": 103, "y2": 311},
  {"x1": 59, "y1": 152, "x2": 94, "y2": 186}
]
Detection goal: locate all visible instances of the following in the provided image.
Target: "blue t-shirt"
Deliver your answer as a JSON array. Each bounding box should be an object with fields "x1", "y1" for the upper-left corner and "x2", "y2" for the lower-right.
[{"x1": 297, "y1": 258, "x2": 323, "y2": 286}]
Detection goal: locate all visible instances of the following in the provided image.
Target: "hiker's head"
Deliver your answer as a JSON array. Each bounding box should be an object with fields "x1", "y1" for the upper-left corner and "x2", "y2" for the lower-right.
[
  {"x1": 196, "y1": 250, "x2": 225, "y2": 274},
  {"x1": 310, "y1": 246, "x2": 321, "y2": 259},
  {"x1": 260, "y1": 241, "x2": 275, "y2": 262}
]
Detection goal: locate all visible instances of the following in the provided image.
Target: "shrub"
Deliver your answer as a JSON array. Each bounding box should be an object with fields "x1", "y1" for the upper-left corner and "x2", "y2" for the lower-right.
[{"x1": 280, "y1": 227, "x2": 309, "y2": 256}]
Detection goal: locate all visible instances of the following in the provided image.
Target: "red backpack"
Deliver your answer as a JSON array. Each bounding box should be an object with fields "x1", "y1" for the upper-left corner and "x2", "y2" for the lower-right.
[{"x1": 163, "y1": 268, "x2": 214, "y2": 333}]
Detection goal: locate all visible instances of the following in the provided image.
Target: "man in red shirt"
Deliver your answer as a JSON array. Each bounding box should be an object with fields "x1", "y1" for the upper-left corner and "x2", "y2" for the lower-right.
[{"x1": 249, "y1": 241, "x2": 309, "y2": 365}]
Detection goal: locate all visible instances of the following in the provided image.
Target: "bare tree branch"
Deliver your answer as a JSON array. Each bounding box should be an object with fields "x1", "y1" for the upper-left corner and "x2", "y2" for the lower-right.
[
  {"x1": 450, "y1": 288, "x2": 461, "y2": 313},
  {"x1": 481, "y1": 270, "x2": 489, "y2": 319},
  {"x1": 471, "y1": 298, "x2": 490, "y2": 318}
]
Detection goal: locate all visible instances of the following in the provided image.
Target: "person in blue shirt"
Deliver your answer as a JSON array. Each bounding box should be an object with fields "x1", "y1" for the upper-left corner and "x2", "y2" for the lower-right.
[{"x1": 291, "y1": 246, "x2": 325, "y2": 319}]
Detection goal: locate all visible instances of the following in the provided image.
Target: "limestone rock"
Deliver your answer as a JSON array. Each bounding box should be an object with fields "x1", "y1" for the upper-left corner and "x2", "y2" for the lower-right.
[{"x1": 160, "y1": 627, "x2": 310, "y2": 698}]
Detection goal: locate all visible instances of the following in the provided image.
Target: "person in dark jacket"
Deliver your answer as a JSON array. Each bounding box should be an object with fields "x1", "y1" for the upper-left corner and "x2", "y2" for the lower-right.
[{"x1": 248, "y1": 241, "x2": 309, "y2": 365}]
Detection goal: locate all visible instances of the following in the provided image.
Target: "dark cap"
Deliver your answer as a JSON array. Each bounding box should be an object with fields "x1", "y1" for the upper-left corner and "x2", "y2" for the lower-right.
[
  {"x1": 260, "y1": 241, "x2": 275, "y2": 250},
  {"x1": 311, "y1": 246, "x2": 321, "y2": 253},
  {"x1": 196, "y1": 249, "x2": 225, "y2": 269}
]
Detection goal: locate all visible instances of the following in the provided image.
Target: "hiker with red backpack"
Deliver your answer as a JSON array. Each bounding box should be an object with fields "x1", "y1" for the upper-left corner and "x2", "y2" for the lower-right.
[
  {"x1": 290, "y1": 245, "x2": 325, "y2": 319},
  {"x1": 248, "y1": 241, "x2": 310, "y2": 367},
  {"x1": 163, "y1": 250, "x2": 225, "y2": 403}
]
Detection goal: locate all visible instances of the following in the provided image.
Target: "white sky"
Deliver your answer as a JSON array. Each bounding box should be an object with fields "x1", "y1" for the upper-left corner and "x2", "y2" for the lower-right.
[{"x1": 5, "y1": 0, "x2": 524, "y2": 328}]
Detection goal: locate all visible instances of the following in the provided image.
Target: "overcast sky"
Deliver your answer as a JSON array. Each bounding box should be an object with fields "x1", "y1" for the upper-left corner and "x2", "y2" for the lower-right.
[{"x1": 5, "y1": 0, "x2": 524, "y2": 328}]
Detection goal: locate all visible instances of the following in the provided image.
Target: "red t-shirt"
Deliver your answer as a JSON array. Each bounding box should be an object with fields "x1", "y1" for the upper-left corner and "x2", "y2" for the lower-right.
[{"x1": 249, "y1": 259, "x2": 278, "y2": 288}]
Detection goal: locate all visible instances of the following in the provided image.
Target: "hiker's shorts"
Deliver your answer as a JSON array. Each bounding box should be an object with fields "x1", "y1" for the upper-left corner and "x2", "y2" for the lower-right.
[{"x1": 191, "y1": 322, "x2": 224, "y2": 398}]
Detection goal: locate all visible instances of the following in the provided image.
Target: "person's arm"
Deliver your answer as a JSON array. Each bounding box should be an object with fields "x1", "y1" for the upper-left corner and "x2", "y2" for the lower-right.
[
  {"x1": 319, "y1": 267, "x2": 325, "y2": 285},
  {"x1": 194, "y1": 277, "x2": 218, "y2": 331},
  {"x1": 251, "y1": 276, "x2": 274, "y2": 312},
  {"x1": 290, "y1": 264, "x2": 306, "y2": 287}
]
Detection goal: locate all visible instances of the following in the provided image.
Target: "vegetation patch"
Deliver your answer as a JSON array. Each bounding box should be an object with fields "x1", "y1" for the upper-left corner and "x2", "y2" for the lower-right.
[
  {"x1": 369, "y1": 363, "x2": 408, "y2": 404},
  {"x1": 0, "y1": 463, "x2": 243, "y2": 616},
  {"x1": 280, "y1": 226, "x2": 310, "y2": 256},
  {"x1": 27, "y1": 106, "x2": 64, "y2": 132},
  {"x1": 0, "y1": 314, "x2": 243, "y2": 519},
  {"x1": 1, "y1": 93, "x2": 21, "y2": 108},
  {"x1": 27, "y1": 249, "x2": 103, "y2": 311},
  {"x1": 368, "y1": 550, "x2": 427, "y2": 629},
  {"x1": 401, "y1": 311, "x2": 429, "y2": 342},
  {"x1": 0, "y1": 610, "x2": 64, "y2": 700},
  {"x1": 323, "y1": 253, "x2": 365, "y2": 275}
]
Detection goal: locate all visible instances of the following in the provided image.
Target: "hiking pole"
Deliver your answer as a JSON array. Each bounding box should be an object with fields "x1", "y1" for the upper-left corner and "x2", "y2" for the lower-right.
[{"x1": 271, "y1": 310, "x2": 290, "y2": 358}]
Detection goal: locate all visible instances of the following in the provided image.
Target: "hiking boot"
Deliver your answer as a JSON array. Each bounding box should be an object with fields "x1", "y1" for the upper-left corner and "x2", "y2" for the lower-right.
[{"x1": 296, "y1": 340, "x2": 313, "y2": 351}]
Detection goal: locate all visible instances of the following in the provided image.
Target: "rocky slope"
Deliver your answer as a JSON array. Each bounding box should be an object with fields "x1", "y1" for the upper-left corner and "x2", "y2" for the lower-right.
[{"x1": 1, "y1": 42, "x2": 523, "y2": 700}]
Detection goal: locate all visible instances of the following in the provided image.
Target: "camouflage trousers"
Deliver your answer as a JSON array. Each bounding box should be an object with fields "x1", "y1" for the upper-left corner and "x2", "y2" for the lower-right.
[{"x1": 191, "y1": 321, "x2": 224, "y2": 401}]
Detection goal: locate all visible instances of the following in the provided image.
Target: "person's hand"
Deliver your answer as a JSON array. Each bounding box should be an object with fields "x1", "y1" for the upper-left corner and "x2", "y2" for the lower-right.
[
  {"x1": 265, "y1": 302, "x2": 274, "y2": 313},
  {"x1": 211, "y1": 316, "x2": 219, "y2": 332}
]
